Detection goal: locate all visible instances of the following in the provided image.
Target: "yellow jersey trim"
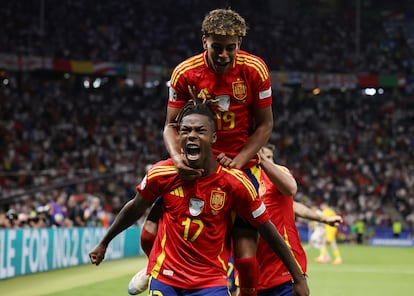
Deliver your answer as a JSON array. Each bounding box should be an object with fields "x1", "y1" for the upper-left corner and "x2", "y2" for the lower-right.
[
  {"x1": 170, "y1": 53, "x2": 205, "y2": 86},
  {"x1": 236, "y1": 53, "x2": 269, "y2": 82},
  {"x1": 222, "y1": 168, "x2": 257, "y2": 200}
]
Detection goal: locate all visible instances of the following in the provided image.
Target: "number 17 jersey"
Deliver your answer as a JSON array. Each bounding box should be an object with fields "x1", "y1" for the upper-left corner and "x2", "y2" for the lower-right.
[{"x1": 136, "y1": 159, "x2": 269, "y2": 289}]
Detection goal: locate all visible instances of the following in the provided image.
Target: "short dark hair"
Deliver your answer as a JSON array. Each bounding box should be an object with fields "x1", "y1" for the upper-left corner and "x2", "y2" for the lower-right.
[{"x1": 176, "y1": 99, "x2": 216, "y2": 130}]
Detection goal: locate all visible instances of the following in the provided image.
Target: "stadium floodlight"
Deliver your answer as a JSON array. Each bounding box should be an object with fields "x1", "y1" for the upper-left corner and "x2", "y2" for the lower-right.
[
  {"x1": 83, "y1": 80, "x2": 90, "y2": 89},
  {"x1": 93, "y1": 78, "x2": 102, "y2": 88},
  {"x1": 125, "y1": 78, "x2": 134, "y2": 87},
  {"x1": 363, "y1": 88, "x2": 376, "y2": 96},
  {"x1": 312, "y1": 88, "x2": 321, "y2": 95}
]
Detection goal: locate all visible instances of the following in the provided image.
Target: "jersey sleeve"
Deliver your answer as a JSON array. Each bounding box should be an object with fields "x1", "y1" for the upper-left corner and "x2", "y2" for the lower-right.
[
  {"x1": 167, "y1": 78, "x2": 188, "y2": 109},
  {"x1": 252, "y1": 58, "x2": 272, "y2": 109},
  {"x1": 167, "y1": 54, "x2": 204, "y2": 108},
  {"x1": 237, "y1": 51, "x2": 272, "y2": 109},
  {"x1": 225, "y1": 168, "x2": 269, "y2": 226},
  {"x1": 136, "y1": 159, "x2": 177, "y2": 202}
]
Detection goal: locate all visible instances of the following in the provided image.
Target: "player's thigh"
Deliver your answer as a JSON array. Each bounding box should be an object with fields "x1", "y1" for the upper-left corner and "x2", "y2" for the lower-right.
[
  {"x1": 227, "y1": 255, "x2": 237, "y2": 294},
  {"x1": 310, "y1": 229, "x2": 324, "y2": 249},
  {"x1": 149, "y1": 278, "x2": 230, "y2": 296},
  {"x1": 149, "y1": 277, "x2": 179, "y2": 296},
  {"x1": 325, "y1": 228, "x2": 337, "y2": 243},
  {"x1": 184, "y1": 286, "x2": 231, "y2": 296},
  {"x1": 258, "y1": 281, "x2": 293, "y2": 296}
]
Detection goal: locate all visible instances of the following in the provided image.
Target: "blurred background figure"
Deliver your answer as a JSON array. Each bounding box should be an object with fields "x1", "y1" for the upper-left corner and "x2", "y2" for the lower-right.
[
  {"x1": 355, "y1": 217, "x2": 366, "y2": 244},
  {"x1": 392, "y1": 220, "x2": 402, "y2": 238},
  {"x1": 5, "y1": 209, "x2": 19, "y2": 228},
  {"x1": 315, "y1": 203, "x2": 343, "y2": 264},
  {"x1": 84, "y1": 196, "x2": 109, "y2": 227}
]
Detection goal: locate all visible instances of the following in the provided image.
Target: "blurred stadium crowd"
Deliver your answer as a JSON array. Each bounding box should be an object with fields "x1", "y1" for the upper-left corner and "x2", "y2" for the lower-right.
[
  {"x1": 1, "y1": 0, "x2": 413, "y2": 74},
  {"x1": 0, "y1": 0, "x2": 413, "y2": 240}
]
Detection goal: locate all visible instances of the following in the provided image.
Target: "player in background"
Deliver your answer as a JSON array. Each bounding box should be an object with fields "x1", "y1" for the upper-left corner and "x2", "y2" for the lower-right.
[
  {"x1": 315, "y1": 203, "x2": 343, "y2": 264},
  {"x1": 255, "y1": 143, "x2": 342, "y2": 295},
  {"x1": 130, "y1": 8, "x2": 274, "y2": 296},
  {"x1": 294, "y1": 203, "x2": 342, "y2": 229},
  {"x1": 307, "y1": 206, "x2": 327, "y2": 250},
  {"x1": 254, "y1": 143, "x2": 306, "y2": 296},
  {"x1": 89, "y1": 100, "x2": 309, "y2": 296},
  {"x1": 306, "y1": 204, "x2": 343, "y2": 251}
]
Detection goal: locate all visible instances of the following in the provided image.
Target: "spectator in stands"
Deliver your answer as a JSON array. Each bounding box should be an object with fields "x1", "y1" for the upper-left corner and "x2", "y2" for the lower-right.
[
  {"x1": 84, "y1": 196, "x2": 108, "y2": 227},
  {"x1": 67, "y1": 194, "x2": 88, "y2": 227}
]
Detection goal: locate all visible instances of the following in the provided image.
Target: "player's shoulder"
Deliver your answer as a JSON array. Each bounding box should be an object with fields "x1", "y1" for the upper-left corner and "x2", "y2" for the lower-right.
[
  {"x1": 147, "y1": 158, "x2": 178, "y2": 181},
  {"x1": 220, "y1": 166, "x2": 244, "y2": 177},
  {"x1": 220, "y1": 166, "x2": 257, "y2": 196},
  {"x1": 236, "y1": 50, "x2": 267, "y2": 64},
  {"x1": 174, "y1": 52, "x2": 205, "y2": 71},
  {"x1": 170, "y1": 53, "x2": 205, "y2": 85},
  {"x1": 235, "y1": 50, "x2": 269, "y2": 80}
]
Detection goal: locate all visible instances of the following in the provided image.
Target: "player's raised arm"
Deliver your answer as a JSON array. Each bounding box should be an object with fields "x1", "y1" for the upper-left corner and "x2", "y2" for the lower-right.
[
  {"x1": 89, "y1": 193, "x2": 151, "y2": 266},
  {"x1": 294, "y1": 202, "x2": 343, "y2": 227},
  {"x1": 259, "y1": 145, "x2": 297, "y2": 196}
]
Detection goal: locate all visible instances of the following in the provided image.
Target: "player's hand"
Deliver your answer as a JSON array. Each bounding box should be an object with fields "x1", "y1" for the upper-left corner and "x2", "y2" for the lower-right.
[
  {"x1": 89, "y1": 244, "x2": 107, "y2": 266},
  {"x1": 216, "y1": 153, "x2": 244, "y2": 169},
  {"x1": 188, "y1": 85, "x2": 209, "y2": 101},
  {"x1": 293, "y1": 279, "x2": 310, "y2": 296},
  {"x1": 188, "y1": 85, "x2": 198, "y2": 100},
  {"x1": 324, "y1": 215, "x2": 343, "y2": 227},
  {"x1": 216, "y1": 153, "x2": 234, "y2": 168},
  {"x1": 172, "y1": 154, "x2": 203, "y2": 180}
]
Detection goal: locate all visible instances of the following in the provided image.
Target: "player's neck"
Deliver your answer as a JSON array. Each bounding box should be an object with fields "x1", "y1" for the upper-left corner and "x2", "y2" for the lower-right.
[{"x1": 201, "y1": 159, "x2": 219, "y2": 176}]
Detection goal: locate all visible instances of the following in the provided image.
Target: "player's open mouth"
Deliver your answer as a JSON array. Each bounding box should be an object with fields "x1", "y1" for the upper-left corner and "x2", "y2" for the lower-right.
[
  {"x1": 186, "y1": 144, "x2": 201, "y2": 161},
  {"x1": 215, "y1": 61, "x2": 230, "y2": 68}
]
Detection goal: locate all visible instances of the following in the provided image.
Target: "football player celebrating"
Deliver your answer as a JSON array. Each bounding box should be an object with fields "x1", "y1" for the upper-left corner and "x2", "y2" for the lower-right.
[{"x1": 89, "y1": 100, "x2": 309, "y2": 296}]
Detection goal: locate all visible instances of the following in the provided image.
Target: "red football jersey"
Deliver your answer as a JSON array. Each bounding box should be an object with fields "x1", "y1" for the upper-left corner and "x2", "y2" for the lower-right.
[
  {"x1": 168, "y1": 50, "x2": 272, "y2": 162},
  {"x1": 256, "y1": 166, "x2": 307, "y2": 289},
  {"x1": 136, "y1": 158, "x2": 269, "y2": 289}
]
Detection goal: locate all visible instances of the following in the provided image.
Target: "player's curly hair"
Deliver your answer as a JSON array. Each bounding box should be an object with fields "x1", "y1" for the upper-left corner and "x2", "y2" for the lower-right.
[
  {"x1": 201, "y1": 8, "x2": 247, "y2": 37},
  {"x1": 176, "y1": 98, "x2": 217, "y2": 130}
]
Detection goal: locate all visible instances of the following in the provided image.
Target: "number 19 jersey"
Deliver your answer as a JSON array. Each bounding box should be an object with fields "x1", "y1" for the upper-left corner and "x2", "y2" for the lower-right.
[{"x1": 168, "y1": 50, "x2": 272, "y2": 161}]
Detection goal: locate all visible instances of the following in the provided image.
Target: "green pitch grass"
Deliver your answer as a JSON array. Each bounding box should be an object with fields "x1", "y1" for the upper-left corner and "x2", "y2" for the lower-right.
[
  {"x1": 1, "y1": 256, "x2": 148, "y2": 296},
  {"x1": 305, "y1": 244, "x2": 414, "y2": 295},
  {"x1": 1, "y1": 245, "x2": 413, "y2": 295}
]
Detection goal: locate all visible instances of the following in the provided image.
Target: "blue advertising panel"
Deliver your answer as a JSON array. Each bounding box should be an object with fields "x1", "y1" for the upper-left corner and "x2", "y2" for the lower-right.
[{"x1": 0, "y1": 226, "x2": 142, "y2": 280}]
